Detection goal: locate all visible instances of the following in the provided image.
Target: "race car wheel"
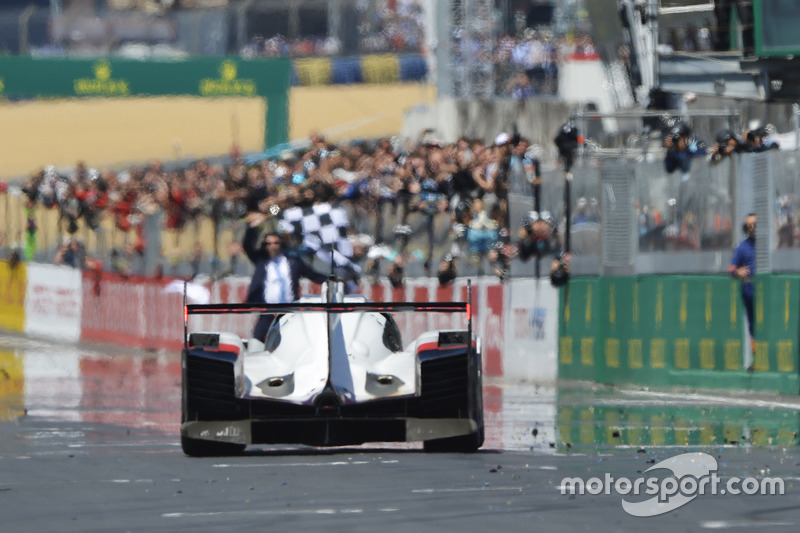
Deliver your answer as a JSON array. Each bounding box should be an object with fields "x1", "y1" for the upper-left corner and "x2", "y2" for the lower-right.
[
  {"x1": 181, "y1": 436, "x2": 246, "y2": 457},
  {"x1": 423, "y1": 349, "x2": 484, "y2": 453}
]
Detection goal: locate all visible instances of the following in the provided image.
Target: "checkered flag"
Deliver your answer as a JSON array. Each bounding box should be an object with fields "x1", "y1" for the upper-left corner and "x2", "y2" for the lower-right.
[{"x1": 280, "y1": 203, "x2": 360, "y2": 275}]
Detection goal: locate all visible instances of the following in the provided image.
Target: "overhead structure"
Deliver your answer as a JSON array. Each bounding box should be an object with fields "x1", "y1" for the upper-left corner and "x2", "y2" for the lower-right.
[{"x1": 584, "y1": 0, "x2": 800, "y2": 102}]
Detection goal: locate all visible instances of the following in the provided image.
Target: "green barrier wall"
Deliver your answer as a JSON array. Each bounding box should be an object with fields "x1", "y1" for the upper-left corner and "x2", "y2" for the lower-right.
[
  {"x1": 559, "y1": 275, "x2": 800, "y2": 394},
  {"x1": 0, "y1": 56, "x2": 291, "y2": 148},
  {"x1": 558, "y1": 277, "x2": 601, "y2": 382}
]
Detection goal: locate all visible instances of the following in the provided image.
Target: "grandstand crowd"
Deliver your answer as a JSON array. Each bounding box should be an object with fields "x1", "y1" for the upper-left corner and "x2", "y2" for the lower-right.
[
  {"x1": 6, "y1": 115, "x2": 784, "y2": 287},
  {"x1": 243, "y1": 23, "x2": 599, "y2": 98},
  {"x1": 6, "y1": 128, "x2": 561, "y2": 287},
  {"x1": 240, "y1": 0, "x2": 425, "y2": 57}
]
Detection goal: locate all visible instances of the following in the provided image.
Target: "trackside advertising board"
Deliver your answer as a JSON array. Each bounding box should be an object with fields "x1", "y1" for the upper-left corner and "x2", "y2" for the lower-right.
[
  {"x1": 0, "y1": 260, "x2": 25, "y2": 333},
  {"x1": 504, "y1": 278, "x2": 559, "y2": 383},
  {"x1": 25, "y1": 264, "x2": 82, "y2": 342}
]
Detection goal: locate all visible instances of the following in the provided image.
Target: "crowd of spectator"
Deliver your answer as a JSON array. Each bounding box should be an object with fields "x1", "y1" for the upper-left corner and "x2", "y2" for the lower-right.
[
  {"x1": 236, "y1": 0, "x2": 600, "y2": 101},
  {"x1": 8, "y1": 127, "x2": 565, "y2": 286},
  {"x1": 496, "y1": 29, "x2": 598, "y2": 98},
  {"x1": 240, "y1": 0, "x2": 425, "y2": 58}
]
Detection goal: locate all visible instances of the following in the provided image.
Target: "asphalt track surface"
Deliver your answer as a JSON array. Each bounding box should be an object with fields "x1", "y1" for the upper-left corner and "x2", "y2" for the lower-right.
[{"x1": 1, "y1": 333, "x2": 800, "y2": 532}]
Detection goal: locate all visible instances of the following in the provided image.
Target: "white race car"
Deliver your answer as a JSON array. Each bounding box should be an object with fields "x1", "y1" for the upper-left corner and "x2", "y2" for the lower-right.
[{"x1": 180, "y1": 280, "x2": 484, "y2": 456}]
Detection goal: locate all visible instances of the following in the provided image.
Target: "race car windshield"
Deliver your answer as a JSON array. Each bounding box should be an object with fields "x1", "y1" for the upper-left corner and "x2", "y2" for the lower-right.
[
  {"x1": 264, "y1": 318, "x2": 282, "y2": 352},
  {"x1": 381, "y1": 313, "x2": 403, "y2": 352}
]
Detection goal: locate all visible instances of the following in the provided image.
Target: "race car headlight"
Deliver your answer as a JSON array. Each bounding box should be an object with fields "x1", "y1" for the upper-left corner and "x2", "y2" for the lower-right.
[
  {"x1": 256, "y1": 373, "x2": 294, "y2": 397},
  {"x1": 365, "y1": 373, "x2": 404, "y2": 396}
]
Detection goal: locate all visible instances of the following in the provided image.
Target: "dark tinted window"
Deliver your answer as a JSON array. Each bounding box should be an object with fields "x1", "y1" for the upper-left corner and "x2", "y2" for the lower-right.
[
  {"x1": 381, "y1": 313, "x2": 403, "y2": 352},
  {"x1": 264, "y1": 316, "x2": 282, "y2": 352}
]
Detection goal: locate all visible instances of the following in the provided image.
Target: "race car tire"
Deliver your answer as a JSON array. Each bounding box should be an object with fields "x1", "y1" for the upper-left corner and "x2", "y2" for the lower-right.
[
  {"x1": 423, "y1": 349, "x2": 484, "y2": 453},
  {"x1": 181, "y1": 436, "x2": 246, "y2": 457}
]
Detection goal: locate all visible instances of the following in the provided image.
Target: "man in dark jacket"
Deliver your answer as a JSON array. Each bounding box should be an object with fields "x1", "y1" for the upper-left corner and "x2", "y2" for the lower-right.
[
  {"x1": 243, "y1": 220, "x2": 328, "y2": 342},
  {"x1": 730, "y1": 213, "x2": 757, "y2": 369}
]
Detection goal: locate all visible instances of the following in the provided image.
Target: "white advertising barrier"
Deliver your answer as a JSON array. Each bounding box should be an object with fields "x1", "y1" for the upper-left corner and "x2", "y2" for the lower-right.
[
  {"x1": 24, "y1": 264, "x2": 82, "y2": 342},
  {"x1": 503, "y1": 278, "x2": 559, "y2": 384},
  {"x1": 24, "y1": 344, "x2": 82, "y2": 421}
]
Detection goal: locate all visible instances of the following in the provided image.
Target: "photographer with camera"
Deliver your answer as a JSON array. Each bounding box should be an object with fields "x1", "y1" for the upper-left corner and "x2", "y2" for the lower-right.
[
  {"x1": 437, "y1": 252, "x2": 458, "y2": 287},
  {"x1": 549, "y1": 252, "x2": 571, "y2": 287},
  {"x1": 517, "y1": 210, "x2": 560, "y2": 263},
  {"x1": 708, "y1": 128, "x2": 741, "y2": 164},
  {"x1": 664, "y1": 123, "x2": 707, "y2": 175},
  {"x1": 740, "y1": 126, "x2": 780, "y2": 153},
  {"x1": 664, "y1": 123, "x2": 707, "y2": 245}
]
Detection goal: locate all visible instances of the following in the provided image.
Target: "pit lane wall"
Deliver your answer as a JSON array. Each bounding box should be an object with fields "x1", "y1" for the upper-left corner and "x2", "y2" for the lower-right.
[
  {"x1": 558, "y1": 275, "x2": 800, "y2": 395},
  {"x1": 0, "y1": 261, "x2": 561, "y2": 383}
]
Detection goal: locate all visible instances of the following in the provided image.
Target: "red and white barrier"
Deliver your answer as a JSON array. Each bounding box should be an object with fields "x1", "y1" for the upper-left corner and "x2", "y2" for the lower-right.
[{"x1": 4, "y1": 264, "x2": 561, "y2": 383}]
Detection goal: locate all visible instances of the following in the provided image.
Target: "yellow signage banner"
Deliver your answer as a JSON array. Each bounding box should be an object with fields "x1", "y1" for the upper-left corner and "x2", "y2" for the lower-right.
[
  {"x1": 74, "y1": 60, "x2": 130, "y2": 96},
  {"x1": 0, "y1": 261, "x2": 25, "y2": 332},
  {"x1": 199, "y1": 60, "x2": 257, "y2": 96}
]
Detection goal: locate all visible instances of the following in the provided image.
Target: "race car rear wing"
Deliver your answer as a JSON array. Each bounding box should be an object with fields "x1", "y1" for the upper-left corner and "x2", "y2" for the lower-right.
[{"x1": 183, "y1": 280, "x2": 473, "y2": 349}]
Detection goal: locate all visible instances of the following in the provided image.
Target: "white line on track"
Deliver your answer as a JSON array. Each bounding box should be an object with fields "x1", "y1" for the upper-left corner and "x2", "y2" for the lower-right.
[
  {"x1": 412, "y1": 486, "x2": 524, "y2": 494},
  {"x1": 163, "y1": 508, "x2": 397, "y2": 518},
  {"x1": 214, "y1": 460, "x2": 398, "y2": 468},
  {"x1": 701, "y1": 521, "x2": 796, "y2": 529}
]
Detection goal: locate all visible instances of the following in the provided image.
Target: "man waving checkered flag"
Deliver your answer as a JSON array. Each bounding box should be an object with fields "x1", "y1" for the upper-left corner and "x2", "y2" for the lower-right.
[{"x1": 279, "y1": 203, "x2": 361, "y2": 278}]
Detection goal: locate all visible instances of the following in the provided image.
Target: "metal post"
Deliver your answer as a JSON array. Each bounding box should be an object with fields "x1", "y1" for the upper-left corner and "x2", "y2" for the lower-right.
[
  {"x1": 183, "y1": 281, "x2": 188, "y2": 349},
  {"x1": 328, "y1": 0, "x2": 341, "y2": 42},
  {"x1": 466, "y1": 278, "x2": 472, "y2": 348},
  {"x1": 648, "y1": 0, "x2": 660, "y2": 89},
  {"x1": 237, "y1": 0, "x2": 255, "y2": 53},
  {"x1": 288, "y1": 0, "x2": 300, "y2": 40},
  {"x1": 564, "y1": 172, "x2": 571, "y2": 254},
  {"x1": 533, "y1": 164, "x2": 541, "y2": 279},
  {"x1": 793, "y1": 103, "x2": 800, "y2": 151},
  {"x1": 19, "y1": 5, "x2": 36, "y2": 55}
]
